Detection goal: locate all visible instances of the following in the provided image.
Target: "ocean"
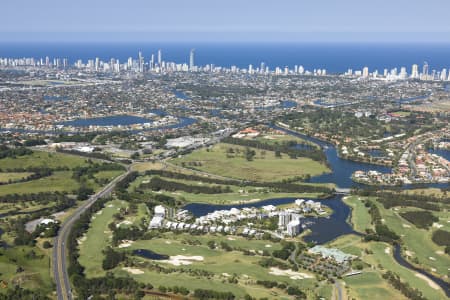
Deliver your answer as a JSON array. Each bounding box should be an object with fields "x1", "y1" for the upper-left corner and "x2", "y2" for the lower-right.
[{"x1": 0, "y1": 42, "x2": 449, "y2": 74}]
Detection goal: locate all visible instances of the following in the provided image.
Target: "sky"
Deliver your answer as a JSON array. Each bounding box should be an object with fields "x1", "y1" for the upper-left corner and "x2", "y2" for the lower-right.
[{"x1": 1, "y1": 0, "x2": 450, "y2": 42}]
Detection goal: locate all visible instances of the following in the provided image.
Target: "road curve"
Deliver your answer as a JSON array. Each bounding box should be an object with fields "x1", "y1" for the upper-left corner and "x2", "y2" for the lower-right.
[{"x1": 53, "y1": 167, "x2": 131, "y2": 300}]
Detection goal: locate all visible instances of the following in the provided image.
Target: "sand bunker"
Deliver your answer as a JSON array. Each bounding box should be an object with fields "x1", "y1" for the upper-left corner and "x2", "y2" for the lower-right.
[
  {"x1": 405, "y1": 250, "x2": 414, "y2": 257},
  {"x1": 432, "y1": 223, "x2": 443, "y2": 229},
  {"x1": 165, "y1": 240, "x2": 172, "y2": 244},
  {"x1": 161, "y1": 255, "x2": 204, "y2": 266},
  {"x1": 116, "y1": 220, "x2": 133, "y2": 228},
  {"x1": 415, "y1": 273, "x2": 440, "y2": 290},
  {"x1": 402, "y1": 224, "x2": 411, "y2": 228},
  {"x1": 384, "y1": 247, "x2": 391, "y2": 254},
  {"x1": 96, "y1": 210, "x2": 103, "y2": 215},
  {"x1": 77, "y1": 235, "x2": 87, "y2": 245},
  {"x1": 429, "y1": 256, "x2": 436, "y2": 261},
  {"x1": 122, "y1": 267, "x2": 144, "y2": 275},
  {"x1": 436, "y1": 250, "x2": 445, "y2": 255},
  {"x1": 265, "y1": 244, "x2": 272, "y2": 248},
  {"x1": 269, "y1": 267, "x2": 313, "y2": 279},
  {"x1": 118, "y1": 240, "x2": 134, "y2": 248},
  {"x1": 107, "y1": 204, "x2": 114, "y2": 208},
  {"x1": 227, "y1": 237, "x2": 236, "y2": 241}
]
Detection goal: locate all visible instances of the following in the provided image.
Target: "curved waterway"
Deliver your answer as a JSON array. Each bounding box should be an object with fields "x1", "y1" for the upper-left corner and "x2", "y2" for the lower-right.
[
  {"x1": 183, "y1": 124, "x2": 449, "y2": 293},
  {"x1": 184, "y1": 195, "x2": 359, "y2": 244}
]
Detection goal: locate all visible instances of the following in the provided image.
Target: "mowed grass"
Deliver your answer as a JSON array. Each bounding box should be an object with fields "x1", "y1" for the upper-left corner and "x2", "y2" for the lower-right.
[
  {"x1": 343, "y1": 271, "x2": 407, "y2": 300},
  {"x1": 0, "y1": 151, "x2": 90, "y2": 170},
  {"x1": 171, "y1": 143, "x2": 330, "y2": 182},
  {"x1": 328, "y1": 235, "x2": 448, "y2": 300},
  {"x1": 78, "y1": 199, "x2": 128, "y2": 278},
  {"x1": 0, "y1": 172, "x2": 33, "y2": 183},
  {"x1": 0, "y1": 171, "x2": 80, "y2": 196},
  {"x1": 343, "y1": 196, "x2": 374, "y2": 233},
  {"x1": 0, "y1": 246, "x2": 53, "y2": 293},
  {"x1": 119, "y1": 233, "x2": 316, "y2": 298},
  {"x1": 376, "y1": 202, "x2": 450, "y2": 277}
]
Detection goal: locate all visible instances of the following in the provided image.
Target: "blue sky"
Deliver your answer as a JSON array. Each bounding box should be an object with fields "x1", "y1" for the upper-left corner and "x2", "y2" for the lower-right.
[{"x1": 1, "y1": 0, "x2": 450, "y2": 42}]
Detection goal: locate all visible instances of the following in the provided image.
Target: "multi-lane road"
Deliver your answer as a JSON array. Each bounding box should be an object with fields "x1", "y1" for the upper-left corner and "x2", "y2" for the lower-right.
[{"x1": 53, "y1": 167, "x2": 131, "y2": 300}]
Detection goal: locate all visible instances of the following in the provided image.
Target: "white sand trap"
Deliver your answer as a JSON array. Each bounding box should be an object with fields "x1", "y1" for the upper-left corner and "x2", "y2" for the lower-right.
[
  {"x1": 91, "y1": 216, "x2": 96, "y2": 220},
  {"x1": 227, "y1": 237, "x2": 236, "y2": 241},
  {"x1": 429, "y1": 256, "x2": 436, "y2": 261},
  {"x1": 161, "y1": 255, "x2": 204, "y2": 266},
  {"x1": 116, "y1": 220, "x2": 133, "y2": 228},
  {"x1": 118, "y1": 240, "x2": 134, "y2": 248},
  {"x1": 436, "y1": 250, "x2": 445, "y2": 255},
  {"x1": 165, "y1": 240, "x2": 172, "y2": 244},
  {"x1": 384, "y1": 247, "x2": 391, "y2": 254},
  {"x1": 415, "y1": 273, "x2": 440, "y2": 290},
  {"x1": 96, "y1": 210, "x2": 103, "y2": 215},
  {"x1": 123, "y1": 267, "x2": 144, "y2": 275},
  {"x1": 222, "y1": 273, "x2": 230, "y2": 277},
  {"x1": 265, "y1": 244, "x2": 272, "y2": 248},
  {"x1": 107, "y1": 204, "x2": 114, "y2": 208},
  {"x1": 405, "y1": 250, "x2": 414, "y2": 257},
  {"x1": 402, "y1": 224, "x2": 411, "y2": 228},
  {"x1": 77, "y1": 236, "x2": 87, "y2": 245},
  {"x1": 269, "y1": 267, "x2": 313, "y2": 280},
  {"x1": 432, "y1": 223, "x2": 443, "y2": 229}
]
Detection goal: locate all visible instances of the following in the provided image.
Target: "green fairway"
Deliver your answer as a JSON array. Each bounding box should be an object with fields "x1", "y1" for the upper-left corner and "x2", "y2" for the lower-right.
[
  {"x1": 344, "y1": 271, "x2": 407, "y2": 300},
  {"x1": 0, "y1": 172, "x2": 34, "y2": 183},
  {"x1": 118, "y1": 233, "x2": 316, "y2": 299},
  {"x1": 78, "y1": 199, "x2": 128, "y2": 277},
  {"x1": 343, "y1": 196, "x2": 373, "y2": 233},
  {"x1": 0, "y1": 171, "x2": 80, "y2": 196},
  {"x1": 171, "y1": 143, "x2": 330, "y2": 182},
  {"x1": 375, "y1": 203, "x2": 450, "y2": 278},
  {"x1": 0, "y1": 151, "x2": 90, "y2": 170}
]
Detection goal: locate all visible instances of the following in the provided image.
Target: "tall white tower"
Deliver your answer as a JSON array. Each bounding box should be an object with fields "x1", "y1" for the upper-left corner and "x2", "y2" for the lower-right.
[{"x1": 189, "y1": 49, "x2": 195, "y2": 71}]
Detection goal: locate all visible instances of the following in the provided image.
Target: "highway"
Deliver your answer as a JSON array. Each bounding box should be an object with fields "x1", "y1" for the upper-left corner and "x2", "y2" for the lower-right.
[{"x1": 53, "y1": 166, "x2": 131, "y2": 300}]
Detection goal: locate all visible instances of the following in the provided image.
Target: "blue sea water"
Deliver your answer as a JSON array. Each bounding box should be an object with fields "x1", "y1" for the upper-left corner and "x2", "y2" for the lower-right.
[{"x1": 1, "y1": 42, "x2": 450, "y2": 73}]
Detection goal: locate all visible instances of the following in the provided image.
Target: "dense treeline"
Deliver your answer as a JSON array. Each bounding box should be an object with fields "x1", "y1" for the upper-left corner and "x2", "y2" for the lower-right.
[
  {"x1": 67, "y1": 196, "x2": 147, "y2": 299},
  {"x1": 222, "y1": 137, "x2": 326, "y2": 162},
  {"x1": 144, "y1": 169, "x2": 334, "y2": 195},
  {"x1": 0, "y1": 286, "x2": 49, "y2": 300},
  {"x1": 399, "y1": 211, "x2": 439, "y2": 229},
  {"x1": 364, "y1": 200, "x2": 400, "y2": 243},
  {"x1": 102, "y1": 247, "x2": 127, "y2": 270},
  {"x1": 56, "y1": 148, "x2": 111, "y2": 161},
  {"x1": 193, "y1": 289, "x2": 235, "y2": 300},
  {"x1": 141, "y1": 176, "x2": 232, "y2": 194},
  {"x1": 53, "y1": 133, "x2": 97, "y2": 143},
  {"x1": 0, "y1": 145, "x2": 33, "y2": 159},
  {"x1": 382, "y1": 271, "x2": 427, "y2": 300},
  {"x1": 0, "y1": 191, "x2": 71, "y2": 204},
  {"x1": 431, "y1": 230, "x2": 450, "y2": 254},
  {"x1": 0, "y1": 168, "x2": 52, "y2": 186},
  {"x1": 354, "y1": 189, "x2": 445, "y2": 211},
  {"x1": 72, "y1": 162, "x2": 125, "y2": 181}
]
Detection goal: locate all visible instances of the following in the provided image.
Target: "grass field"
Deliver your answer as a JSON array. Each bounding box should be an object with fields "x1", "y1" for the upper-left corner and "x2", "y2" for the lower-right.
[
  {"x1": 0, "y1": 171, "x2": 80, "y2": 196},
  {"x1": 116, "y1": 232, "x2": 317, "y2": 299},
  {"x1": 171, "y1": 143, "x2": 330, "y2": 182},
  {"x1": 0, "y1": 246, "x2": 53, "y2": 294},
  {"x1": 0, "y1": 172, "x2": 34, "y2": 183},
  {"x1": 78, "y1": 199, "x2": 128, "y2": 277},
  {"x1": 374, "y1": 202, "x2": 450, "y2": 278},
  {"x1": 343, "y1": 196, "x2": 373, "y2": 233},
  {"x1": 329, "y1": 235, "x2": 448, "y2": 300},
  {"x1": 0, "y1": 151, "x2": 90, "y2": 170}
]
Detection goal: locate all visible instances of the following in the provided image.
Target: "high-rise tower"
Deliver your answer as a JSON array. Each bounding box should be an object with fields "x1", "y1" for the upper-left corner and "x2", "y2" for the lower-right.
[{"x1": 189, "y1": 49, "x2": 195, "y2": 71}]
